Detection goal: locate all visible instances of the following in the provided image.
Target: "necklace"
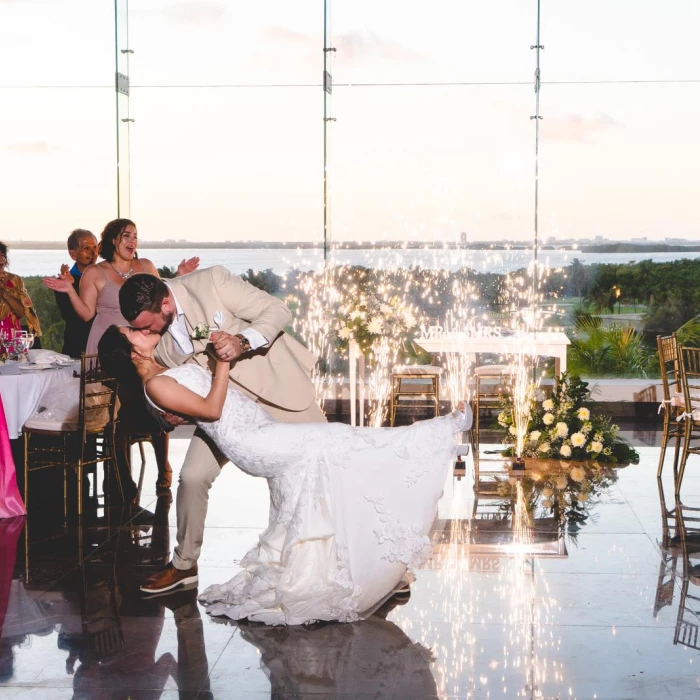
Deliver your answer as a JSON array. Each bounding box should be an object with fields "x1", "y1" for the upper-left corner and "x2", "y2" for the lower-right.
[{"x1": 110, "y1": 261, "x2": 134, "y2": 280}]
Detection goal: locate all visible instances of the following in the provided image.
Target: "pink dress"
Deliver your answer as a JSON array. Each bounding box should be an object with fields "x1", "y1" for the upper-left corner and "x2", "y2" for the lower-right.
[
  {"x1": 86, "y1": 274, "x2": 128, "y2": 355},
  {"x1": 0, "y1": 394, "x2": 26, "y2": 518}
]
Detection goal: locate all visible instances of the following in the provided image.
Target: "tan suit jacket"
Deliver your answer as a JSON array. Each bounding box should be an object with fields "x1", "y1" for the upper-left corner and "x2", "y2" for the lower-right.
[{"x1": 154, "y1": 266, "x2": 317, "y2": 412}]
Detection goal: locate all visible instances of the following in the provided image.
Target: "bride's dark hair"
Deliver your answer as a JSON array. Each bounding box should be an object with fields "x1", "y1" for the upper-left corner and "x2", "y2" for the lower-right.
[{"x1": 98, "y1": 325, "x2": 141, "y2": 389}]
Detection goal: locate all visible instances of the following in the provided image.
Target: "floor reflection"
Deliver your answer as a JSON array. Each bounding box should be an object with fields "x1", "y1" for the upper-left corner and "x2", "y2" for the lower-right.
[
  {"x1": 657, "y1": 479, "x2": 700, "y2": 652},
  {"x1": 3, "y1": 433, "x2": 700, "y2": 698},
  {"x1": 0, "y1": 493, "x2": 213, "y2": 698},
  {"x1": 233, "y1": 598, "x2": 437, "y2": 697}
]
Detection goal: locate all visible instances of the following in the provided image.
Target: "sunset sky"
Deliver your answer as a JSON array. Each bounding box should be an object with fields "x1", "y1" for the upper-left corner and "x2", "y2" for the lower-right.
[{"x1": 0, "y1": 0, "x2": 698, "y2": 244}]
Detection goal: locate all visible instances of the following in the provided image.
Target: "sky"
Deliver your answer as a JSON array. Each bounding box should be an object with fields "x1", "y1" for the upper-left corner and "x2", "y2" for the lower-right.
[{"x1": 0, "y1": 0, "x2": 698, "y2": 245}]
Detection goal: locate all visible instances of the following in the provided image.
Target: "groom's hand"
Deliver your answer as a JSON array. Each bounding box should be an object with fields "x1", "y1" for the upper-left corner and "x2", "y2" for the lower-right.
[{"x1": 211, "y1": 331, "x2": 245, "y2": 362}]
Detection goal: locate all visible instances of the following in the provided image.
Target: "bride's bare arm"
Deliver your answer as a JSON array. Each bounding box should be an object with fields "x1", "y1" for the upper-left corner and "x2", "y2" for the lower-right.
[{"x1": 145, "y1": 359, "x2": 230, "y2": 421}]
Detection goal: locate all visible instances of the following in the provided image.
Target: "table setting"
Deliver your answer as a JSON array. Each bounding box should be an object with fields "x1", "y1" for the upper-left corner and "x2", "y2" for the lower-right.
[{"x1": 0, "y1": 349, "x2": 79, "y2": 439}]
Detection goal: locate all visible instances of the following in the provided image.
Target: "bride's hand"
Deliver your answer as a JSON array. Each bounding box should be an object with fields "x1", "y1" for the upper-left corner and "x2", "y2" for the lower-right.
[
  {"x1": 210, "y1": 330, "x2": 246, "y2": 362},
  {"x1": 210, "y1": 332, "x2": 232, "y2": 370}
]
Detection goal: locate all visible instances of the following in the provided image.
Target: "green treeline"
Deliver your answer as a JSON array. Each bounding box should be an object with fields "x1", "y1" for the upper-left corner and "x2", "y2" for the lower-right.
[{"x1": 21, "y1": 258, "x2": 700, "y2": 357}]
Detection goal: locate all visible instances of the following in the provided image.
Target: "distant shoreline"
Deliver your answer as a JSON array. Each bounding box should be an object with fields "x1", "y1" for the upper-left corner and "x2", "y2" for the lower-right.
[{"x1": 3, "y1": 241, "x2": 700, "y2": 254}]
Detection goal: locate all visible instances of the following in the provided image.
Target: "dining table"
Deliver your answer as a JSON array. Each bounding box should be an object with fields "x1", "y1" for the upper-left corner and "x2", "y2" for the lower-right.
[{"x1": 0, "y1": 361, "x2": 78, "y2": 440}]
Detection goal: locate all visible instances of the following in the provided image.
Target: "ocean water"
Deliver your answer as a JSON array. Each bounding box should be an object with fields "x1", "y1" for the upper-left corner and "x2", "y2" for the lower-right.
[{"x1": 8, "y1": 247, "x2": 700, "y2": 278}]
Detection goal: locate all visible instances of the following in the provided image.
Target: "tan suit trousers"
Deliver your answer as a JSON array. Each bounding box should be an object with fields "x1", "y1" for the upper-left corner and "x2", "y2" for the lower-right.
[{"x1": 172, "y1": 399, "x2": 326, "y2": 570}]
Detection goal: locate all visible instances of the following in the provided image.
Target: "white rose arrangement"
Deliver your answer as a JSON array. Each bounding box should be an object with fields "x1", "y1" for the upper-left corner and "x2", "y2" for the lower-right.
[{"x1": 500, "y1": 372, "x2": 639, "y2": 464}]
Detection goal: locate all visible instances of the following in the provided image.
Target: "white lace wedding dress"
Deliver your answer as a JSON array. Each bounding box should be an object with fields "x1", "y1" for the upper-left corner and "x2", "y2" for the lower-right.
[{"x1": 153, "y1": 364, "x2": 471, "y2": 626}]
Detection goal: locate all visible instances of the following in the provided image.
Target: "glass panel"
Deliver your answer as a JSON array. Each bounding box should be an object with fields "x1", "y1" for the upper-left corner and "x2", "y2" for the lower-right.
[
  {"x1": 330, "y1": 85, "x2": 536, "y2": 247},
  {"x1": 543, "y1": 0, "x2": 700, "y2": 82},
  {"x1": 129, "y1": 0, "x2": 321, "y2": 85},
  {"x1": 0, "y1": 0, "x2": 113, "y2": 86},
  {"x1": 0, "y1": 89, "x2": 115, "y2": 238},
  {"x1": 128, "y1": 88, "x2": 323, "y2": 243},
  {"x1": 116, "y1": 0, "x2": 132, "y2": 216},
  {"x1": 332, "y1": 0, "x2": 535, "y2": 84}
]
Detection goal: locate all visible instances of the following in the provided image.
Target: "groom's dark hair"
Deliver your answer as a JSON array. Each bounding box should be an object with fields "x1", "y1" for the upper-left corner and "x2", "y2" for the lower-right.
[{"x1": 119, "y1": 273, "x2": 169, "y2": 322}]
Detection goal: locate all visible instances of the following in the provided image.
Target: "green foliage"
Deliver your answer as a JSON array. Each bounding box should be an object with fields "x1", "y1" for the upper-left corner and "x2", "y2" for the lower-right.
[
  {"x1": 157, "y1": 265, "x2": 177, "y2": 279},
  {"x1": 241, "y1": 268, "x2": 281, "y2": 294},
  {"x1": 568, "y1": 316, "x2": 654, "y2": 377},
  {"x1": 677, "y1": 316, "x2": 700, "y2": 348},
  {"x1": 645, "y1": 291, "x2": 698, "y2": 336},
  {"x1": 499, "y1": 372, "x2": 639, "y2": 464},
  {"x1": 23, "y1": 276, "x2": 64, "y2": 351}
]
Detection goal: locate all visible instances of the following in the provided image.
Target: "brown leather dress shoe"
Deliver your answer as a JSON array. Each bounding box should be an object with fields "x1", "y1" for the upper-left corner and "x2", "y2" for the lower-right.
[{"x1": 140, "y1": 562, "x2": 199, "y2": 595}]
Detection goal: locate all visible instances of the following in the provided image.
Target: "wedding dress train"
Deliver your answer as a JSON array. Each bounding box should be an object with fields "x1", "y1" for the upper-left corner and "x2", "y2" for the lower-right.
[{"x1": 151, "y1": 365, "x2": 471, "y2": 626}]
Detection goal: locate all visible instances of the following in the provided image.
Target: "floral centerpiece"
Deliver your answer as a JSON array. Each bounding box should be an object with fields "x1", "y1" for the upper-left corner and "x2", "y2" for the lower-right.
[
  {"x1": 499, "y1": 372, "x2": 639, "y2": 464},
  {"x1": 333, "y1": 293, "x2": 421, "y2": 359}
]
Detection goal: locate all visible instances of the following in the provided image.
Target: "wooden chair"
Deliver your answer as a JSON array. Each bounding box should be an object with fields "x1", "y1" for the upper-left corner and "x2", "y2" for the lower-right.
[
  {"x1": 23, "y1": 353, "x2": 121, "y2": 518},
  {"x1": 657, "y1": 334, "x2": 685, "y2": 478},
  {"x1": 389, "y1": 365, "x2": 443, "y2": 426},
  {"x1": 676, "y1": 346, "x2": 700, "y2": 496}
]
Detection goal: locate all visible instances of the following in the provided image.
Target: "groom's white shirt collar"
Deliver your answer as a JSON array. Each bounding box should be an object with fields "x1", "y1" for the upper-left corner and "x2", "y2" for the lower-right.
[
  {"x1": 164, "y1": 282, "x2": 194, "y2": 355},
  {"x1": 161, "y1": 281, "x2": 269, "y2": 356}
]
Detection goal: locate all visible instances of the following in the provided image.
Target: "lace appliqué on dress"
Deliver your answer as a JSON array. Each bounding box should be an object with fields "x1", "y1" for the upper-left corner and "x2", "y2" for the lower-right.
[{"x1": 365, "y1": 496, "x2": 433, "y2": 568}]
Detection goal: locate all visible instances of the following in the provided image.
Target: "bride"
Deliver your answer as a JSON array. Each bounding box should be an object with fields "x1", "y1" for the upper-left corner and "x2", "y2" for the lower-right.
[{"x1": 99, "y1": 324, "x2": 471, "y2": 626}]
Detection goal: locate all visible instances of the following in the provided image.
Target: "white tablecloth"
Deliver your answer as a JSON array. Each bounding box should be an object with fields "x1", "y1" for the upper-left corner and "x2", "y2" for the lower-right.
[
  {"x1": 414, "y1": 331, "x2": 571, "y2": 375},
  {"x1": 0, "y1": 364, "x2": 77, "y2": 439}
]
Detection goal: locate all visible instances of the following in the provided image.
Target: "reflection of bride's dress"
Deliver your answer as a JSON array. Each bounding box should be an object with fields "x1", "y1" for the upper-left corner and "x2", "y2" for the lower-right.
[
  {"x1": 237, "y1": 615, "x2": 437, "y2": 697},
  {"x1": 152, "y1": 365, "x2": 470, "y2": 625}
]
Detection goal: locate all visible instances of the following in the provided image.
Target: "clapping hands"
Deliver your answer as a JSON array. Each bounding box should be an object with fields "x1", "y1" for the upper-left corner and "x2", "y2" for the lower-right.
[
  {"x1": 176, "y1": 257, "x2": 200, "y2": 277},
  {"x1": 42, "y1": 267, "x2": 75, "y2": 293}
]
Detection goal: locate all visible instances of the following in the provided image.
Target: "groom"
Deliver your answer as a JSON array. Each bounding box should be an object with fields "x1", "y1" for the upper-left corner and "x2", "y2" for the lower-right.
[{"x1": 119, "y1": 267, "x2": 325, "y2": 594}]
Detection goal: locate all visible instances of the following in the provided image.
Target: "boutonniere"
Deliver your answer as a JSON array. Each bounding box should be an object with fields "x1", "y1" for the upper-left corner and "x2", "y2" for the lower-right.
[{"x1": 191, "y1": 311, "x2": 224, "y2": 340}]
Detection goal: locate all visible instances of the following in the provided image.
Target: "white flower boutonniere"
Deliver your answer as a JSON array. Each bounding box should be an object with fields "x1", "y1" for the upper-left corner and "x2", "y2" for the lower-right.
[
  {"x1": 191, "y1": 311, "x2": 224, "y2": 341},
  {"x1": 192, "y1": 323, "x2": 210, "y2": 340}
]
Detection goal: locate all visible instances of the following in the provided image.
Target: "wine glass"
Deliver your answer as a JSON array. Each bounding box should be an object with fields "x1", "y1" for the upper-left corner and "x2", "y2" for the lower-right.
[{"x1": 12, "y1": 330, "x2": 28, "y2": 362}]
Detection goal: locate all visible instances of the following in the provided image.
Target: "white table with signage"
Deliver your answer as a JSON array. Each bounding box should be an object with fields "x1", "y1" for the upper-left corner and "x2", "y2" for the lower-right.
[
  {"x1": 0, "y1": 355, "x2": 79, "y2": 439},
  {"x1": 413, "y1": 329, "x2": 571, "y2": 376}
]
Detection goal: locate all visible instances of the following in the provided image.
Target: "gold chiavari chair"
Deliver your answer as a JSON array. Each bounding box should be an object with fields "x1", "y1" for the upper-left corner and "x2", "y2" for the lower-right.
[
  {"x1": 676, "y1": 346, "x2": 700, "y2": 495},
  {"x1": 656, "y1": 334, "x2": 684, "y2": 478},
  {"x1": 389, "y1": 365, "x2": 443, "y2": 426},
  {"x1": 23, "y1": 353, "x2": 122, "y2": 519}
]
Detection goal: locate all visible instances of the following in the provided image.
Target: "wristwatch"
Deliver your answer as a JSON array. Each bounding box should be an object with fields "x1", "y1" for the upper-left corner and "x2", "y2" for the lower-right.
[{"x1": 235, "y1": 333, "x2": 252, "y2": 353}]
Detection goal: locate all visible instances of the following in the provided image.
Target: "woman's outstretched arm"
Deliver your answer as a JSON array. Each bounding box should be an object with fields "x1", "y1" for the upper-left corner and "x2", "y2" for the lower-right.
[{"x1": 146, "y1": 339, "x2": 230, "y2": 421}]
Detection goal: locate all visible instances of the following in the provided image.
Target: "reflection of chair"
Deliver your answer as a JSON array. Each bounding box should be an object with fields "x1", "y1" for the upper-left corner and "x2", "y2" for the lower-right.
[
  {"x1": 389, "y1": 365, "x2": 442, "y2": 426},
  {"x1": 674, "y1": 498, "x2": 700, "y2": 649},
  {"x1": 656, "y1": 334, "x2": 684, "y2": 478},
  {"x1": 654, "y1": 480, "x2": 680, "y2": 617},
  {"x1": 23, "y1": 353, "x2": 121, "y2": 518},
  {"x1": 471, "y1": 364, "x2": 515, "y2": 458},
  {"x1": 128, "y1": 433, "x2": 151, "y2": 501},
  {"x1": 676, "y1": 346, "x2": 700, "y2": 495}
]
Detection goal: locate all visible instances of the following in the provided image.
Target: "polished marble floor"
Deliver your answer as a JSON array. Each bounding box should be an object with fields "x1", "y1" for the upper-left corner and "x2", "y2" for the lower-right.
[{"x1": 1, "y1": 426, "x2": 700, "y2": 699}]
